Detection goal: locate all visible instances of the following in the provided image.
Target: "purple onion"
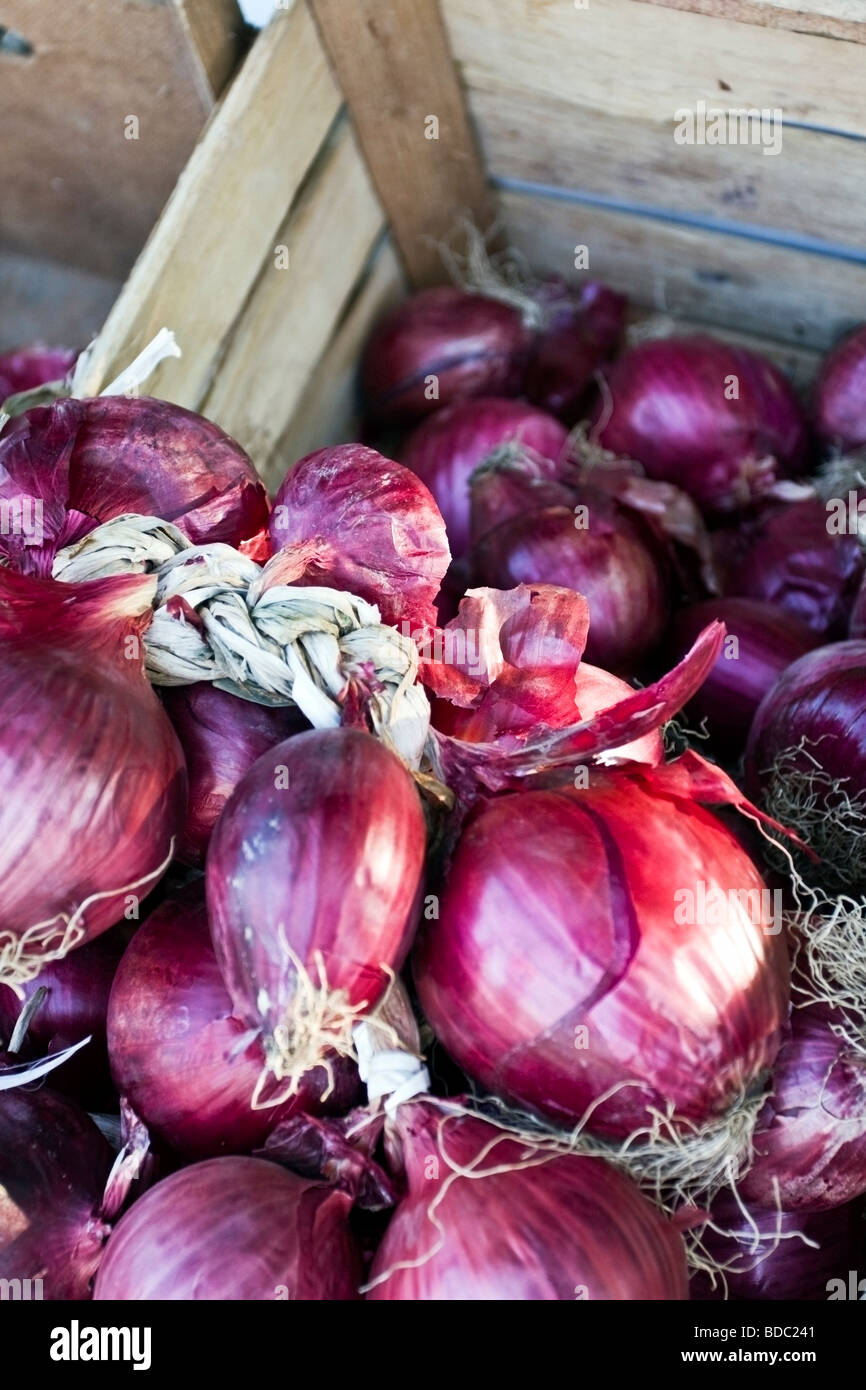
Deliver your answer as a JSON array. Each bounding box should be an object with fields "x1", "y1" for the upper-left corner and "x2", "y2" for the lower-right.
[
  {"x1": 524, "y1": 279, "x2": 626, "y2": 424},
  {"x1": 108, "y1": 885, "x2": 358, "y2": 1160},
  {"x1": 94, "y1": 1156, "x2": 361, "y2": 1300},
  {"x1": 362, "y1": 287, "x2": 530, "y2": 424},
  {"x1": 161, "y1": 684, "x2": 307, "y2": 865},
  {"x1": 592, "y1": 336, "x2": 808, "y2": 515},
  {"x1": 0, "y1": 1087, "x2": 113, "y2": 1299},
  {"x1": 401, "y1": 396, "x2": 568, "y2": 561},
  {"x1": 849, "y1": 572, "x2": 866, "y2": 639},
  {"x1": 814, "y1": 324, "x2": 866, "y2": 451},
  {"x1": 0, "y1": 344, "x2": 77, "y2": 402},
  {"x1": 473, "y1": 489, "x2": 669, "y2": 673},
  {"x1": 668, "y1": 598, "x2": 815, "y2": 752}
]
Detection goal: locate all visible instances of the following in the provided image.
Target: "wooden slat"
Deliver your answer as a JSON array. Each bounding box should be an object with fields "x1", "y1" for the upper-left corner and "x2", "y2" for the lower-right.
[
  {"x1": 499, "y1": 188, "x2": 866, "y2": 351},
  {"x1": 0, "y1": 0, "x2": 239, "y2": 279},
  {"x1": 310, "y1": 0, "x2": 495, "y2": 286},
  {"x1": 0, "y1": 251, "x2": 119, "y2": 352},
  {"x1": 441, "y1": 0, "x2": 866, "y2": 137},
  {"x1": 78, "y1": 2, "x2": 343, "y2": 407},
  {"x1": 203, "y1": 118, "x2": 386, "y2": 488},
  {"x1": 471, "y1": 88, "x2": 866, "y2": 254},
  {"x1": 275, "y1": 239, "x2": 406, "y2": 478},
  {"x1": 176, "y1": 0, "x2": 247, "y2": 93},
  {"x1": 635, "y1": 0, "x2": 866, "y2": 44}
]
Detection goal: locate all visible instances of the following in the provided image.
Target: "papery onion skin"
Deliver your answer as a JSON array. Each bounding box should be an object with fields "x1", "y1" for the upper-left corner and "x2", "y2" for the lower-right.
[
  {"x1": 0, "y1": 396, "x2": 268, "y2": 575},
  {"x1": 668, "y1": 598, "x2": 815, "y2": 752},
  {"x1": 108, "y1": 886, "x2": 359, "y2": 1160},
  {"x1": 401, "y1": 397, "x2": 568, "y2": 560},
  {"x1": 473, "y1": 494, "x2": 669, "y2": 673},
  {"x1": 0, "y1": 344, "x2": 77, "y2": 401},
  {"x1": 362, "y1": 288, "x2": 530, "y2": 424},
  {"x1": 740, "y1": 1004, "x2": 866, "y2": 1212},
  {"x1": 0, "y1": 570, "x2": 186, "y2": 961},
  {"x1": 593, "y1": 337, "x2": 808, "y2": 515},
  {"x1": 0, "y1": 1087, "x2": 113, "y2": 1299},
  {"x1": 162, "y1": 684, "x2": 307, "y2": 866},
  {"x1": 93, "y1": 1156, "x2": 361, "y2": 1300},
  {"x1": 814, "y1": 325, "x2": 866, "y2": 451},
  {"x1": 691, "y1": 1194, "x2": 864, "y2": 1301},
  {"x1": 524, "y1": 279, "x2": 626, "y2": 425},
  {"x1": 367, "y1": 1100, "x2": 687, "y2": 1300},
  {"x1": 415, "y1": 773, "x2": 789, "y2": 1136},
  {"x1": 721, "y1": 497, "x2": 863, "y2": 641},
  {"x1": 0, "y1": 927, "x2": 126, "y2": 1107},
  {"x1": 207, "y1": 728, "x2": 426, "y2": 1064},
  {"x1": 266, "y1": 443, "x2": 450, "y2": 630}
]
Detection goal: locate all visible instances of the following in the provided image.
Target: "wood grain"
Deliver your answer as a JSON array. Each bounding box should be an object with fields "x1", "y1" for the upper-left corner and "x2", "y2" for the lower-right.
[
  {"x1": 635, "y1": 0, "x2": 866, "y2": 44},
  {"x1": 310, "y1": 0, "x2": 495, "y2": 286}
]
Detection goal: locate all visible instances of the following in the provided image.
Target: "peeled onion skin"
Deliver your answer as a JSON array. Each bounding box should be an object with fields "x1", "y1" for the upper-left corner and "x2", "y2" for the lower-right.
[
  {"x1": 108, "y1": 885, "x2": 359, "y2": 1160},
  {"x1": 592, "y1": 336, "x2": 808, "y2": 515},
  {"x1": 0, "y1": 1087, "x2": 113, "y2": 1300},
  {"x1": 814, "y1": 324, "x2": 866, "y2": 451},
  {"x1": 93, "y1": 1157, "x2": 361, "y2": 1300},
  {"x1": 161, "y1": 683, "x2": 307, "y2": 866},
  {"x1": 740, "y1": 1004, "x2": 866, "y2": 1212},
  {"x1": 206, "y1": 728, "x2": 427, "y2": 1065},
  {"x1": 415, "y1": 777, "x2": 789, "y2": 1137},
  {"x1": 362, "y1": 287, "x2": 530, "y2": 424},
  {"x1": 367, "y1": 1101, "x2": 688, "y2": 1300}
]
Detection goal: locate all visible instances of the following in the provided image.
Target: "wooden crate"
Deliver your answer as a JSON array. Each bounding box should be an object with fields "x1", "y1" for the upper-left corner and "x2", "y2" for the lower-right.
[{"x1": 23, "y1": 0, "x2": 866, "y2": 490}]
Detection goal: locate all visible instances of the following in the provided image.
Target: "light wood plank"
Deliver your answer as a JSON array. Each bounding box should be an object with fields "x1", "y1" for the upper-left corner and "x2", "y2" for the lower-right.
[
  {"x1": 442, "y1": 0, "x2": 866, "y2": 137},
  {"x1": 636, "y1": 0, "x2": 866, "y2": 44},
  {"x1": 274, "y1": 239, "x2": 406, "y2": 481},
  {"x1": 203, "y1": 117, "x2": 386, "y2": 488},
  {"x1": 499, "y1": 188, "x2": 866, "y2": 351},
  {"x1": 310, "y1": 0, "x2": 495, "y2": 286},
  {"x1": 77, "y1": 3, "x2": 343, "y2": 405}
]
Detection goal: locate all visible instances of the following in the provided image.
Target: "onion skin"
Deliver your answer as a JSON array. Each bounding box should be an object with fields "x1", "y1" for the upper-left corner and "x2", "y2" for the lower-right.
[
  {"x1": 0, "y1": 396, "x2": 268, "y2": 575},
  {"x1": 668, "y1": 598, "x2": 815, "y2": 752},
  {"x1": 692, "y1": 1195, "x2": 864, "y2": 1301},
  {"x1": 593, "y1": 337, "x2": 808, "y2": 515},
  {"x1": 0, "y1": 570, "x2": 186, "y2": 961},
  {"x1": 362, "y1": 287, "x2": 530, "y2": 424},
  {"x1": 0, "y1": 344, "x2": 76, "y2": 400},
  {"x1": 0, "y1": 1087, "x2": 113, "y2": 1299},
  {"x1": 207, "y1": 728, "x2": 426, "y2": 1065},
  {"x1": 473, "y1": 493, "x2": 669, "y2": 673},
  {"x1": 415, "y1": 773, "x2": 789, "y2": 1136},
  {"x1": 367, "y1": 1100, "x2": 688, "y2": 1300},
  {"x1": 162, "y1": 684, "x2": 306, "y2": 866},
  {"x1": 93, "y1": 1156, "x2": 361, "y2": 1300},
  {"x1": 740, "y1": 1005, "x2": 866, "y2": 1212},
  {"x1": 266, "y1": 443, "x2": 450, "y2": 630},
  {"x1": 814, "y1": 324, "x2": 866, "y2": 451},
  {"x1": 0, "y1": 928, "x2": 126, "y2": 1107},
  {"x1": 721, "y1": 497, "x2": 863, "y2": 641},
  {"x1": 850, "y1": 572, "x2": 866, "y2": 639},
  {"x1": 401, "y1": 397, "x2": 568, "y2": 560},
  {"x1": 524, "y1": 279, "x2": 626, "y2": 424},
  {"x1": 108, "y1": 885, "x2": 359, "y2": 1160}
]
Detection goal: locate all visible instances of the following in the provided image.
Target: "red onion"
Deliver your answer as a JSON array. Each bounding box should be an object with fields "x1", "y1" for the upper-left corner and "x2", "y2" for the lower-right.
[
  {"x1": 0, "y1": 569, "x2": 186, "y2": 988},
  {"x1": 367, "y1": 1099, "x2": 687, "y2": 1300},
  {"x1": 108, "y1": 885, "x2": 358, "y2": 1160},
  {"x1": 0, "y1": 396, "x2": 269, "y2": 576},
  {"x1": 0, "y1": 927, "x2": 126, "y2": 1108},
  {"x1": 692, "y1": 1193, "x2": 864, "y2": 1301},
  {"x1": 161, "y1": 684, "x2": 307, "y2": 865},
  {"x1": 668, "y1": 598, "x2": 815, "y2": 752},
  {"x1": 94, "y1": 1156, "x2": 361, "y2": 1299},
  {"x1": 814, "y1": 324, "x2": 866, "y2": 451},
  {"x1": 524, "y1": 279, "x2": 626, "y2": 424},
  {"x1": 721, "y1": 497, "x2": 863, "y2": 640},
  {"x1": 745, "y1": 641, "x2": 866, "y2": 889},
  {"x1": 266, "y1": 443, "x2": 450, "y2": 630},
  {"x1": 0, "y1": 344, "x2": 77, "y2": 402},
  {"x1": 207, "y1": 727, "x2": 426, "y2": 1093},
  {"x1": 362, "y1": 287, "x2": 530, "y2": 424},
  {"x1": 739, "y1": 1004, "x2": 866, "y2": 1211},
  {"x1": 401, "y1": 397, "x2": 568, "y2": 560},
  {"x1": 415, "y1": 760, "x2": 789, "y2": 1136},
  {"x1": 473, "y1": 491, "x2": 669, "y2": 673},
  {"x1": 850, "y1": 572, "x2": 866, "y2": 639},
  {"x1": 0, "y1": 1086, "x2": 113, "y2": 1299},
  {"x1": 592, "y1": 337, "x2": 808, "y2": 515}
]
